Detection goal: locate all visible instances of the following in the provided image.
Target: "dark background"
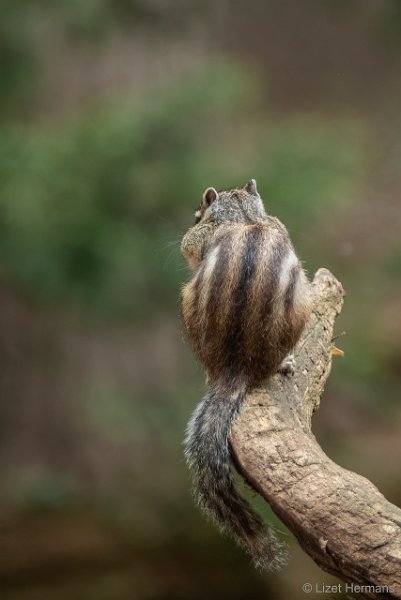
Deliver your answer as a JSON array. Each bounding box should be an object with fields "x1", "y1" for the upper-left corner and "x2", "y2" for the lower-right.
[{"x1": 0, "y1": 1, "x2": 400, "y2": 599}]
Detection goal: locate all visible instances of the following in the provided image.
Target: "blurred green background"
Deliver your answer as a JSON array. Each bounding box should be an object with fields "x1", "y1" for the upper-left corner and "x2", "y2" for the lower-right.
[{"x1": 0, "y1": 1, "x2": 400, "y2": 599}]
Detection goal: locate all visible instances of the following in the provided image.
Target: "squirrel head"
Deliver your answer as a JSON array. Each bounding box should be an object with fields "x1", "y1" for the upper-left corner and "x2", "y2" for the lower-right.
[{"x1": 194, "y1": 179, "x2": 267, "y2": 226}]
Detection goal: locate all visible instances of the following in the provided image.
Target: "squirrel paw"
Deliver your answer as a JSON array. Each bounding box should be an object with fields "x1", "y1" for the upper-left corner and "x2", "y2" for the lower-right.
[{"x1": 277, "y1": 354, "x2": 295, "y2": 377}]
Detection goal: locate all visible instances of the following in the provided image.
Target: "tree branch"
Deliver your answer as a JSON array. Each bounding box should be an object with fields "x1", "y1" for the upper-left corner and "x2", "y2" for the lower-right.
[{"x1": 231, "y1": 268, "x2": 401, "y2": 599}]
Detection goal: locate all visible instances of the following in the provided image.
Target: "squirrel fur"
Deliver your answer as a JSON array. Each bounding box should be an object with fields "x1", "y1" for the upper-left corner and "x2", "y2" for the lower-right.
[{"x1": 180, "y1": 179, "x2": 312, "y2": 569}]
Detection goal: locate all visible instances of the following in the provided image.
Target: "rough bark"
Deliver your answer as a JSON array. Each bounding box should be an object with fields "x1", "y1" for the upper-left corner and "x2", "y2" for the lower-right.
[{"x1": 231, "y1": 268, "x2": 401, "y2": 599}]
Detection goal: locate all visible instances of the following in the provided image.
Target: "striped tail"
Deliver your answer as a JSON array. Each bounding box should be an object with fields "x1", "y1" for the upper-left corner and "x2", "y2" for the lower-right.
[{"x1": 184, "y1": 385, "x2": 288, "y2": 570}]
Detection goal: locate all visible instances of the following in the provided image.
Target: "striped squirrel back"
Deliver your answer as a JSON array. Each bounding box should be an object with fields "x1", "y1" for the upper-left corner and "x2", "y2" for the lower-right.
[
  {"x1": 180, "y1": 179, "x2": 312, "y2": 570},
  {"x1": 181, "y1": 179, "x2": 311, "y2": 388}
]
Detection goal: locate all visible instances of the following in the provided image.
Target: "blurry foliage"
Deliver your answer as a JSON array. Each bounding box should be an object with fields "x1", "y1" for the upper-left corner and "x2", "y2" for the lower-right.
[
  {"x1": 0, "y1": 64, "x2": 249, "y2": 320},
  {"x1": 375, "y1": 0, "x2": 401, "y2": 49},
  {"x1": 57, "y1": 0, "x2": 203, "y2": 38},
  {"x1": 0, "y1": 1, "x2": 40, "y2": 116},
  {"x1": 252, "y1": 118, "x2": 364, "y2": 232},
  {"x1": 0, "y1": 0, "x2": 204, "y2": 121},
  {"x1": 0, "y1": 65, "x2": 365, "y2": 322},
  {"x1": 7, "y1": 466, "x2": 75, "y2": 513}
]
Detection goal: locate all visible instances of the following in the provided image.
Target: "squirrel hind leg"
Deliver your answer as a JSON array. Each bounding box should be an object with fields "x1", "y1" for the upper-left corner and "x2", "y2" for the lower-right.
[{"x1": 277, "y1": 353, "x2": 295, "y2": 377}]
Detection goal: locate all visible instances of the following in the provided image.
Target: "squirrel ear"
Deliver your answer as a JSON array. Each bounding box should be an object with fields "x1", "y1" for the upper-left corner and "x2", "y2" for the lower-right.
[
  {"x1": 244, "y1": 179, "x2": 258, "y2": 196},
  {"x1": 203, "y1": 187, "x2": 219, "y2": 206}
]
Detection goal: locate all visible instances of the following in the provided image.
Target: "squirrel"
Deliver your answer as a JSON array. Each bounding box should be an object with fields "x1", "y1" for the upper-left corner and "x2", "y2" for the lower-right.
[{"x1": 180, "y1": 179, "x2": 312, "y2": 570}]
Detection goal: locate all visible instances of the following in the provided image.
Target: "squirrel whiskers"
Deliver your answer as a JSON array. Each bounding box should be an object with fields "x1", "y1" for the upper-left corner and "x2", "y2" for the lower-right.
[{"x1": 181, "y1": 179, "x2": 312, "y2": 569}]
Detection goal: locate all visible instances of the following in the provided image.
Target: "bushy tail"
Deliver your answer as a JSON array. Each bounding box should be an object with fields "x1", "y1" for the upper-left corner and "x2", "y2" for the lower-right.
[{"x1": 184, "y1": 385, "x2": 288, "y2": 570}]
